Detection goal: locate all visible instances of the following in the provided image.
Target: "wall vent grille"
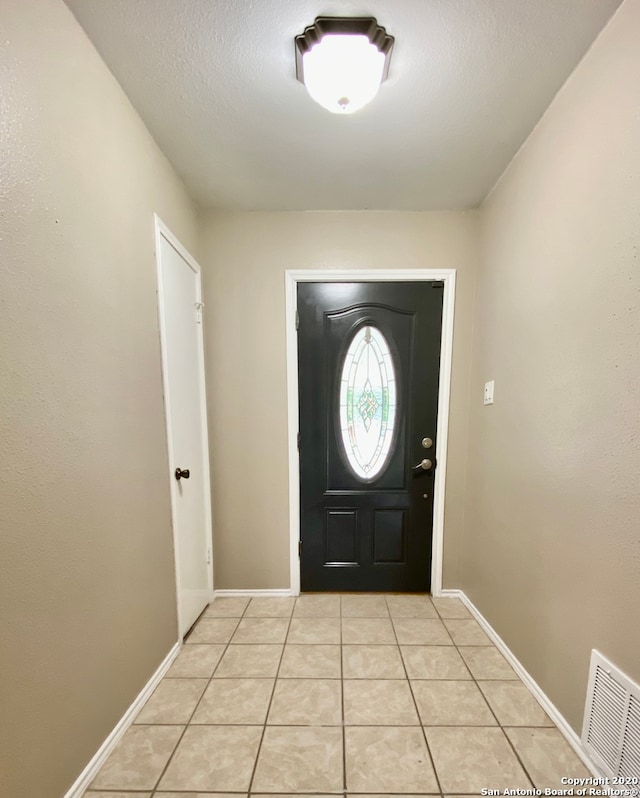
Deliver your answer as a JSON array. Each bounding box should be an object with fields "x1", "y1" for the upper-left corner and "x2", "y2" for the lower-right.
[
  {"x1": 582, "y1": 650, "x2": 640, "y2": 778},
  {"x1": 619, "y1": 694, "x2": 640, "y2": 778}
]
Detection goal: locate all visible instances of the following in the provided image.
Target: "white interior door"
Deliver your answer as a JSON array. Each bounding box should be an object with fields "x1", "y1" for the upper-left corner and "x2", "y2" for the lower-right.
[{"x1": 155, "y1": 217, "x2": 212, "y2": 637}]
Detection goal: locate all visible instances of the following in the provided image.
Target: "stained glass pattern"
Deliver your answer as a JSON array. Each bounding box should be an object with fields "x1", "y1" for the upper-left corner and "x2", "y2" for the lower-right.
[{"x1": 339, "y1": 325, "x2": 397, "y2": 480}]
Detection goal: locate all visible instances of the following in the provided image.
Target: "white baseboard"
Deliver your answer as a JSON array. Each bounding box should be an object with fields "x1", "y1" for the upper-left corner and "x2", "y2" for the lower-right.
[
  {"x1": 442, "y1": 588, "x2": 600, "y2": 777},
  {"x1": 63, "y1": 641, "x2": 181, "y2": 798},
  {"x1": 213, "y1": 588, "x2": 293, "y2": 598},
  {"x1": 433, "y1": 587, "x2": 460, "y2": 599}
]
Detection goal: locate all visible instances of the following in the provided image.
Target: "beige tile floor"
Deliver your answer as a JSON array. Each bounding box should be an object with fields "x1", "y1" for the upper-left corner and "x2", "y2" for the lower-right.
[{"x1": 85, "y1": 594, "x2": 591, "y2": 797}]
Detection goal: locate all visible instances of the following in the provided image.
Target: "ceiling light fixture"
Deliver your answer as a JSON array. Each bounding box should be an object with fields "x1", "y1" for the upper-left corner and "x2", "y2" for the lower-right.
[{"x1": 295, "y1": 17, "x2": 394, "y2": 115}]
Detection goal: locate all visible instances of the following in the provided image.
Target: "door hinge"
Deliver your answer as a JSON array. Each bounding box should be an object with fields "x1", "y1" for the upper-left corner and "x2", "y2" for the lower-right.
[
  {"x1": 194, "y1": 301, "x2": 205, "y2": 324},
  {"x1": 295, "y1": 309, "x2": 299, "y2": 330},
  {"x1": 298, "y1": 540, "x2": 302, "y2": 558},
  {"x1": 207, "y1": 547, "x2": 212, "y2": 565},
  {"x1": 297, "y1": 432, "x2": 300, "y2": 450}
]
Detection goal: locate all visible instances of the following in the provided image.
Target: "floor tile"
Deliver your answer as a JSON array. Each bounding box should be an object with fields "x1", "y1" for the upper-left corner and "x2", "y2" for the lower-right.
[
  {"x1": 432, "y1": 596, "x2": 472, "y2": 618},
  {"x1": 342, "y1": 594, "x2": 389, "y2": 617},
  {"x1": 279, "y1": 644, "x2": 341, "y2": 678},
  {"x1": 459, "y1": 645, "x2": 518, "y2": 679},
  {"x1": 479, "y1": 681, "x2": 553, "y2": 726},
  {"x1": 191, "y1": 678, "x2": 274, "y2": 724},
  {"x1": 185, "y1": 617, "x2": 239, "y2": 645},
  {"x1": 165, "y1": 644, "x2": 225, "y2": 678},
  {"x1": 253, "y1": 726, "x2": 344, "y2": 792},
  {"x1": 245, "y1": 596, "x2": 296, "y2": 617},
  {"x1": 401, "y1": 646, "x2": 471, "y2": 679},
  {"x1": 425, "y1": 726, "x2": 531, "y2": 792},
  {"x1": 94, "y1": 595, "x2": 583, "y2": 798},
  {"x1": 294, "y1": 594, "x2": 341, "y2": 617},
  {"x1": 505, "y1": 727, "x2": 591, "y2": 788},
  {"x1": 345, "y1": 726, "x2": 439, "y2": 793},
  {"x1": 268, "y1": 678, "x2": 342, "y2": 725},
  {"x1": 393, "y1": 618, "x2": 453, "y2": 645},
  {"x1": 158, "y1": 725, "x2": 262, "y2": 791},
  {"x1": 204, "y1": 596, "x2": 249, "y2": 616},
  {"x1": 343, "y1": 644, "x2": 405, "y2": 679},
  {"x1": 134, "y1": 678, "x2": 207, "y2": 724},
  {"x1": 231, "y1": 616, "x2": 289, "y2": 644},
  {"x1": 213, "y1": 644, "x2": 282, "y2": 677},
  {"x1": 90, "y1": 725, "x2": 182, "y2": 790},
  {"x1": 386, "y1": 594, "x2": 438, "y2": 618},
  {"x1": 342, "y1": 617, "x2": 396, "y2": 644},
  {"x1": 288, "y1": 617, "x2": 341, "y2": 644},
  {"x1": 443, "y1": 618, "x2": 492, "y2": 645},
  {"x1": 411, "y1": 680, "x2": 497, "y2": 725},
  {"x1": 344, "y1": 679, "x2": 419, "y2": 725}
]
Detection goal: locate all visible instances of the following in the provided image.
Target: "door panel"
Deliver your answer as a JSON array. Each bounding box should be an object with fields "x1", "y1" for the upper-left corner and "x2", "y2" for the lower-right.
[
  {"x1": 326, "y1": 510, "x2": 358, "y2": 564},
  {"x1": 373, "y1": 509, "x2": 407, "y2": 564},
  {"x1": 298, "y1": 281, "x2": 443, "y2": 592},
  {"x1": 157, "y1": 230, "x2": 211, "y2": 635}
]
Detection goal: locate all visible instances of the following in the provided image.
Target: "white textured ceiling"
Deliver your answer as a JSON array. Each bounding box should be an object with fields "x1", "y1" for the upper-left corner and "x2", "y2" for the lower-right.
[{"x1": 64, "y1": 0, "x2": 621, "y2": 210}]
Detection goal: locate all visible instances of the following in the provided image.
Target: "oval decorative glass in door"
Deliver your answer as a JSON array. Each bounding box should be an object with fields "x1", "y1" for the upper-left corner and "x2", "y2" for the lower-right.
[{"x1": 339, "y1": 325, "x2": 398, "y2": 480}]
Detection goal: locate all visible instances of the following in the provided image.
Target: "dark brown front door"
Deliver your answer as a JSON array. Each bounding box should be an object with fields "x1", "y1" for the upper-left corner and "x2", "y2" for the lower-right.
[{"x1": 297, "y1": 281, "x2": 443, "y2": 592}]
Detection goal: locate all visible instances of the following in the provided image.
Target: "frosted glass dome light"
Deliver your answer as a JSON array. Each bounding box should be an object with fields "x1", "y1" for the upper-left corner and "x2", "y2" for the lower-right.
[
  {"x1": 295, "y1": 18, "x2": 394, "y2": 115},
  {"x1": 303, "y1": 35, "x2": 385, "y2": 115}
]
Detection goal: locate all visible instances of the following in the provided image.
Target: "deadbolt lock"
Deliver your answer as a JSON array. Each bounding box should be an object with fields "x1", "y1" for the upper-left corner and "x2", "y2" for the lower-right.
[{"x1": 421, "y1": 437, "x2": 433, "y2": 449}]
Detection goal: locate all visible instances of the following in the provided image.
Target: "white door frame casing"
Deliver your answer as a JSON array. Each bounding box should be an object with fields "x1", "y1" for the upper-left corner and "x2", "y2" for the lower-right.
[
  {"x1": 285, "y1": 269, "x2": 456, "y2": 597},
  {"x1": 154, "y1": 215, "x2": 215, "y2": 637}
]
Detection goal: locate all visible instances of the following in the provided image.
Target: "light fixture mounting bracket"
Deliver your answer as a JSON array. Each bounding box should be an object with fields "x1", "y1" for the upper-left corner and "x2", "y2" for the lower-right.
[{"x1": 294, "y1": 17, "x2": 394, "y2": 85}]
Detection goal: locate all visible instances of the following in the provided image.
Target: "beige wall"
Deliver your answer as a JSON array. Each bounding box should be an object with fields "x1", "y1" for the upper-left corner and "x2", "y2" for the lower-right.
[
  {"x1": 200, "y1": 211, "x2": 479, "y2": 589},
  {"x1": 0, "y1": 1, "x2": 200, "y2": 796},
  {"x1": 464, "y1": 0, "x2": 640, "y2": 732}
]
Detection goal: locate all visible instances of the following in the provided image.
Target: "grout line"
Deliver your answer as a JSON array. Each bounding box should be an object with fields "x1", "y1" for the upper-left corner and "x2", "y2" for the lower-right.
[
  {"x1": 386, "y1": 594, "x2": 445, "y2": 798},
  {"x1": 149, "y1": 598, "x2": 251, "y2": 797},
  {"x1": 432, "y1": 597, "x2": 538, "y2": 790},
  {"x1": 125, "y1": 720, "x2": 558, "y2": 728},
  {"x1": 246, "y1": 598, "x2": 295, "y2": 796},
  {"x1": 181, "y1": 641, "x2": 467, "y2": 646}
]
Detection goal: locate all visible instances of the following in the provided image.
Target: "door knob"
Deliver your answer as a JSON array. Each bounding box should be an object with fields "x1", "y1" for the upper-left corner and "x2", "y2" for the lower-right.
[
  {"x1": 175, "y1": 467, "x2": 190, "y2": 481},
  {"x1": 412, "y1": 459, "x2": 433, "y2": 471}
]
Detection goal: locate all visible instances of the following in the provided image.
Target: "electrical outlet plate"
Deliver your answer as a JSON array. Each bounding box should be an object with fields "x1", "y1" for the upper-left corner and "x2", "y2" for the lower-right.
[{"x1": 484, "y1": 380, "x2": 495, "y2": 405}]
